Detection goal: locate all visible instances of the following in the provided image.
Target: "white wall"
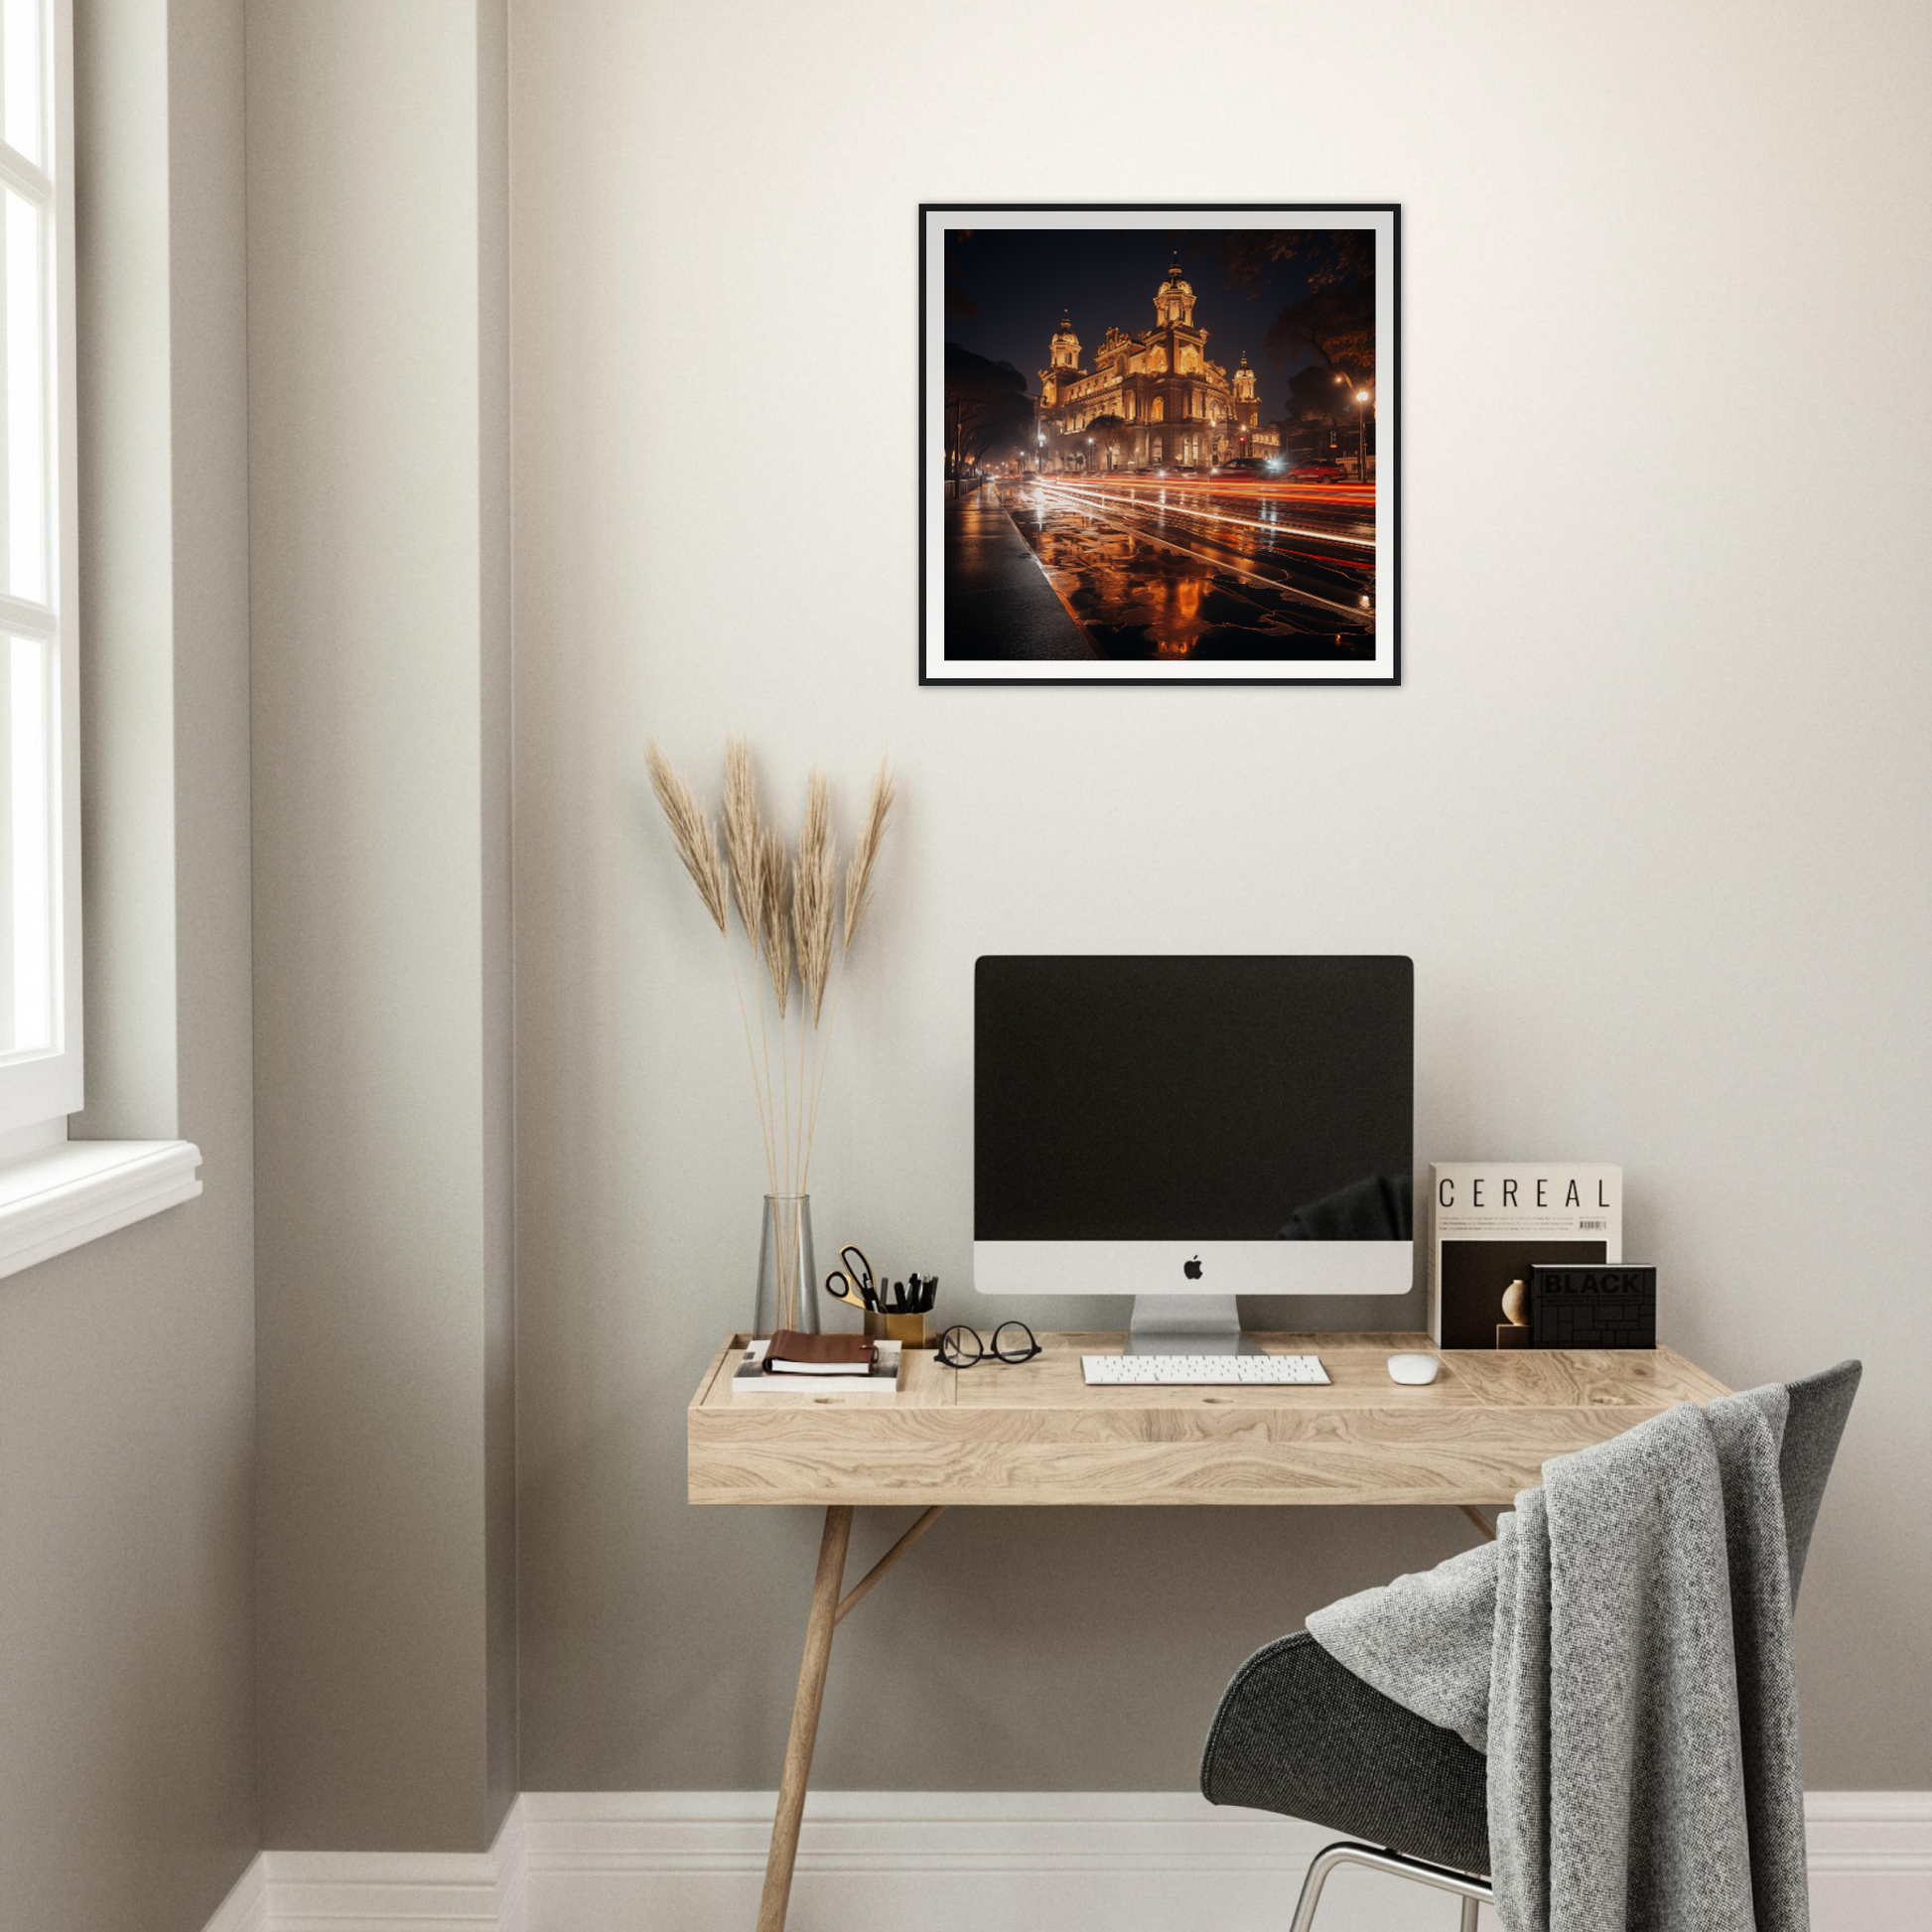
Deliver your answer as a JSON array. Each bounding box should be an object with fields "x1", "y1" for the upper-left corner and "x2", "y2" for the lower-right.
[{"x1": 510, "y1": 0, "x2": 1932, "y2": 1794}]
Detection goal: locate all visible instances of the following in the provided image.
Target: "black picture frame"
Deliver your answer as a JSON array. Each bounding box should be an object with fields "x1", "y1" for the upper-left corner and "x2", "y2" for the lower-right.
[{"x1": 919, "y1": 204, "x2": 1401, "y2": 688}]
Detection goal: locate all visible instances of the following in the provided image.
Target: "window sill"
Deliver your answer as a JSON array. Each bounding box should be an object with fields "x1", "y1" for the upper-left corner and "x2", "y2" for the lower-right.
[{"x1": 0, "y1": 1139, "x2": 203, "y2": 1282}]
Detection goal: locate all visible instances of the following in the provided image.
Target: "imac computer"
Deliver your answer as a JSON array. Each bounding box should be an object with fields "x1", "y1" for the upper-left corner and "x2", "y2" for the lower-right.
[{"x1": 973, "y1": 955, "x2": 1414, "y2": 1354}]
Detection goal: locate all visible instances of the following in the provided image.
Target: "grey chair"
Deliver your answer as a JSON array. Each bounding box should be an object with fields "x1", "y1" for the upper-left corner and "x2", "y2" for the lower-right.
[{"x1": 1200, "y1": 1361, "x2": 1862, "y2": 1930}]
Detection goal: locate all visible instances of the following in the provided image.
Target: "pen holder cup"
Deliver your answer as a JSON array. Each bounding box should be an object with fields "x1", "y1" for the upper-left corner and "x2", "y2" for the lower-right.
[{"x1": 866, "y1": 1310, "x2": 927, "y2": 1349}]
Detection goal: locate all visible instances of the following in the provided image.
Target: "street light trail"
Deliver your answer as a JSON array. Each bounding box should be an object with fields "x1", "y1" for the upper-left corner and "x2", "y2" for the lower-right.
[
  {"x1": 1067, "y1": 475, "x2": 1376, "y2": 506},
  {"x1": 1026, "y1": 481, "x2": 1372, "y2": 622},
  {"x1": 1035, "y1": 477, "x2": 1376, "y2": 548},
  {"x1": 1027, "y1": 479, "x2": 1373, "y2": 590}
]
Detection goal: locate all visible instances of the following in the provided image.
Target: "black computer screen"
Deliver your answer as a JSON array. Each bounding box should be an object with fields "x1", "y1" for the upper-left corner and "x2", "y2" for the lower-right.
[{"x1": 974, "y1": 956, "x2": 1414, "y2": 1241}]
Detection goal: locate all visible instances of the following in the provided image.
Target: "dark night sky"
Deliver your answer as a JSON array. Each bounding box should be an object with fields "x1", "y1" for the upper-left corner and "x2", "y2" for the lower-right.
[{"x1": 943, "y1": 229, "x2": 1328, "y2": 421}]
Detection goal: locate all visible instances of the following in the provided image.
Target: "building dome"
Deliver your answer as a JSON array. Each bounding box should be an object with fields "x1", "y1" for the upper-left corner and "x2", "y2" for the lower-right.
[{"x1": 1157, "y1": 262, "x2": 1193, "y2": 299}]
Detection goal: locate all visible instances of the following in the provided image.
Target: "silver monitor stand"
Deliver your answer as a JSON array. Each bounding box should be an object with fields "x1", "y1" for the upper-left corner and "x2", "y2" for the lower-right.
[{"x1": 1124, "y1": 1293, "x2": 1259, "y2": 1356}]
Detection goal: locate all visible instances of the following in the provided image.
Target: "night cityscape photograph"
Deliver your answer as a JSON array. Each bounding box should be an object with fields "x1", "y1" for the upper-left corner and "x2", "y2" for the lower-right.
[{"x1": 920, "y1": 207, "x2": 1399, "y2": 685}]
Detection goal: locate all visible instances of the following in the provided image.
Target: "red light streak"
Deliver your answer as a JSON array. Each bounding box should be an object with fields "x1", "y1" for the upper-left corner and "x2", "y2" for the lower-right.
[{"x1": 1031, "y1": 478, "x2": 1375, "y2": 548}]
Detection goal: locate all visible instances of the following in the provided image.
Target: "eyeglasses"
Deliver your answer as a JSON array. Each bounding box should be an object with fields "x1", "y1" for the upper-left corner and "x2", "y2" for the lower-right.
[{"x1": 936, "y1": 1320, "x2": 1040, "y2": 1368}]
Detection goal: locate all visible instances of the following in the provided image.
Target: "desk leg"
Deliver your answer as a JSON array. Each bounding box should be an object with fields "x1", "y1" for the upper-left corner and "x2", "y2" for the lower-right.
[{"x1": 757, "y1": 1504, "x2": 853, "y2": 1932}]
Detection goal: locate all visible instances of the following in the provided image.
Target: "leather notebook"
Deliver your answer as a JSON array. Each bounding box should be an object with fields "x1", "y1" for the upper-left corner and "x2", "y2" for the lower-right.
[{"x1": 763, "y1": 1329, "x2": 878, "y2": 1375}]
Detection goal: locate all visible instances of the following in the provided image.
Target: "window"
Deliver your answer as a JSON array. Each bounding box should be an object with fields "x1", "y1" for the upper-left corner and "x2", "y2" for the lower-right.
[
  {"x1": 0, "y1": 0, "x2": 199, "y2": 1277},
  {"x1": 0, "y1": 0, "x2": 77, "y2": 1140}
]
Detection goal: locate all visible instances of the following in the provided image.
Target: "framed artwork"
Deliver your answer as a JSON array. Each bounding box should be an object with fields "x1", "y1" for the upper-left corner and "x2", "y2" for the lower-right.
[{"x1": 920, "y1": 204, "x2": 1400, "y2": 686}]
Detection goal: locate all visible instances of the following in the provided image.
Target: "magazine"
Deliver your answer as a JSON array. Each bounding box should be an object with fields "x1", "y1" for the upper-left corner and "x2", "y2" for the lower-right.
[{"x1": 1428, "y1": 1164, "x2": 1621, "y2": 1349}]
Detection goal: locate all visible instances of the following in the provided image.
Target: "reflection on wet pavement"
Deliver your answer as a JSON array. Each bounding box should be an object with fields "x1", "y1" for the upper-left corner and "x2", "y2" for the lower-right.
[{"x1": 995, "y1": 480, "x2": 1375, "y2": 661}]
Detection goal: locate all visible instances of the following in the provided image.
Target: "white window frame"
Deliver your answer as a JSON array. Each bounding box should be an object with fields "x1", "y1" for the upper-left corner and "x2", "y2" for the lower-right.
[
  {"x1": 0, "y1": 0, "x2": 78, "y2": 1141},
  {"x1": 0, "y1": 0, "x2": 199, "y2": 1279}
]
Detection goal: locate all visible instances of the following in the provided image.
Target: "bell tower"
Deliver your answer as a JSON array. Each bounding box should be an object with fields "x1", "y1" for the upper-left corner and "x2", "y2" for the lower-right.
[
  {"x1": 1153, "y1": 262, "x2": 1196, "y2": 330},
  {"x1": 1233, "y1": 348, "x2": 1258, "y2": 427}
]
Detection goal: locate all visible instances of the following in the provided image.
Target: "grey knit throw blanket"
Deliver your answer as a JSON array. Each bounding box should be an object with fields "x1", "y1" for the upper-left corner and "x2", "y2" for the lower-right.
[{"x1": 1307, "y1": 1388, "x2": 1809, "y2": 1932}]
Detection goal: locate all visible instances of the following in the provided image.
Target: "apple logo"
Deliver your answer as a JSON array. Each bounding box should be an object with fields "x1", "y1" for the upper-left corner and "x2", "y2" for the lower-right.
[{"x1": 1183, "y1": 1255, "x2": 1203, "y2": 1280}]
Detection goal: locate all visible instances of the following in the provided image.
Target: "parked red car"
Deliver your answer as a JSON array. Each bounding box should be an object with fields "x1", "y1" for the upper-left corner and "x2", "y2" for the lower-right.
[{"x1": 1287, "y1": 460, "x2": 1352, "y2": 483}]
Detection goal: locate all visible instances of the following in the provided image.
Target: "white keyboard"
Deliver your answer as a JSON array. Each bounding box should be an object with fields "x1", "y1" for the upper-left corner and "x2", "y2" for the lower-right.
[{"x1": 1081, "y1": 1352, "x2": 1329, "y2": 1387}]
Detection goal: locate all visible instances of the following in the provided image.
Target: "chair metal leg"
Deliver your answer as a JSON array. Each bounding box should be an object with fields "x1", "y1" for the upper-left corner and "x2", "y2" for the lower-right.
[
  {"x1": 1288, "y1": 1841, "x2": 1493, "y2": 1932},
  {"x1": 1286, "y1": 1845, "x2": 1344, "y2": 1932}
]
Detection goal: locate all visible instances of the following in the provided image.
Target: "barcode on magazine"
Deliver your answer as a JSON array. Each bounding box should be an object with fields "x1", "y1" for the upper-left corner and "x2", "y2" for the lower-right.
[{"x1": 1579, "y1": 1218, "x2": 1608, "y2": 1230}]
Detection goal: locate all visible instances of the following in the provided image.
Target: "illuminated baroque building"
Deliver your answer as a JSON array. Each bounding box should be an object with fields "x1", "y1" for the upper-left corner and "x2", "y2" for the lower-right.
[{"x1": 1035, "y1": 263, "x2": 1281, "y2": 472}]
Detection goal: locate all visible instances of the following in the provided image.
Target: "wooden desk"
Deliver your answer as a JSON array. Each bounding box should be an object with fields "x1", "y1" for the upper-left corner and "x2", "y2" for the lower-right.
[{"x1": 688, "y1": 1330, "x2": 1728, "y2": 1931}]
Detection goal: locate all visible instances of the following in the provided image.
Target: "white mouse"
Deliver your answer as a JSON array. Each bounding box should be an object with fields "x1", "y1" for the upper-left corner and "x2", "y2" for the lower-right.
[{"x1": 1387, "y1": 1352, "x2": 1442, "y2": 1386}]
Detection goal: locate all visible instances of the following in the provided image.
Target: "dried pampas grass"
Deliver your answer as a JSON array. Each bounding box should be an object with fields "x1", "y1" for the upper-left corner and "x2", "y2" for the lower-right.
[
  {"x1": 722, "y1": 736, "x2": 763, "y2": 941},
  {"x1": 645, "y1": 742, "x2": 727, "y2": 936},
  {"x1": 793, "y1": 773, "x2": 836, "y2": 1025},
  {"x1": 844, "y1": 759, "x2": 896, "y2": 949},
  {"x1": 759, "y1": 827, "x2": 793, "y2": 1018},
  {"x1": 645, "y1": 737, "x2": 897, "y2": 1242}
]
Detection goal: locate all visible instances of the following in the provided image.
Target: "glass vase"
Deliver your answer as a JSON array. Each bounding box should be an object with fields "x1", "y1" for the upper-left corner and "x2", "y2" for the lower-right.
[{"x1": 754, "y1": 1193, "x2": 818, "y2": 1339}]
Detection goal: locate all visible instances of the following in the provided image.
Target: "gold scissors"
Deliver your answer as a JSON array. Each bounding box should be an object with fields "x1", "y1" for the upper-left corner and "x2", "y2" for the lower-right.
[{"x1": 824, "y1": 1244, "x2": 878, "y2": 1312}]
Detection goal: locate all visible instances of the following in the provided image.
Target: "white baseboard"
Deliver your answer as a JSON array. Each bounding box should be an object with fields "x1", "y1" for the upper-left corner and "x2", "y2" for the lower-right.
[
  {"x1": 202, "y1": 1789, "x2": 1932, "y2": 1932},
  {"x1": 202, "y1": 1809, "x2": 527, "y2": 1932}
]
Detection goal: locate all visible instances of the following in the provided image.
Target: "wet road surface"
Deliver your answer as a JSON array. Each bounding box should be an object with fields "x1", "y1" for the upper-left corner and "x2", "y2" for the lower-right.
[
  {"x1": 994, "y1": 474, "x2": 1377, "y2": 661},
  {"x1": 942, "y1": 495, "x2": 1095, "y2": 660}
]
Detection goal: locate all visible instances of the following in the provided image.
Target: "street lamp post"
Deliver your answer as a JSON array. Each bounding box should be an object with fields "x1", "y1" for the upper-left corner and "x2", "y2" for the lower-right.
[
  {"x1": 1334, "y1": 372, "x2": 1372, "y2": 483},
  {"x1": 1087, "y1": 434, "x2": 1094, "y2": 474}
]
